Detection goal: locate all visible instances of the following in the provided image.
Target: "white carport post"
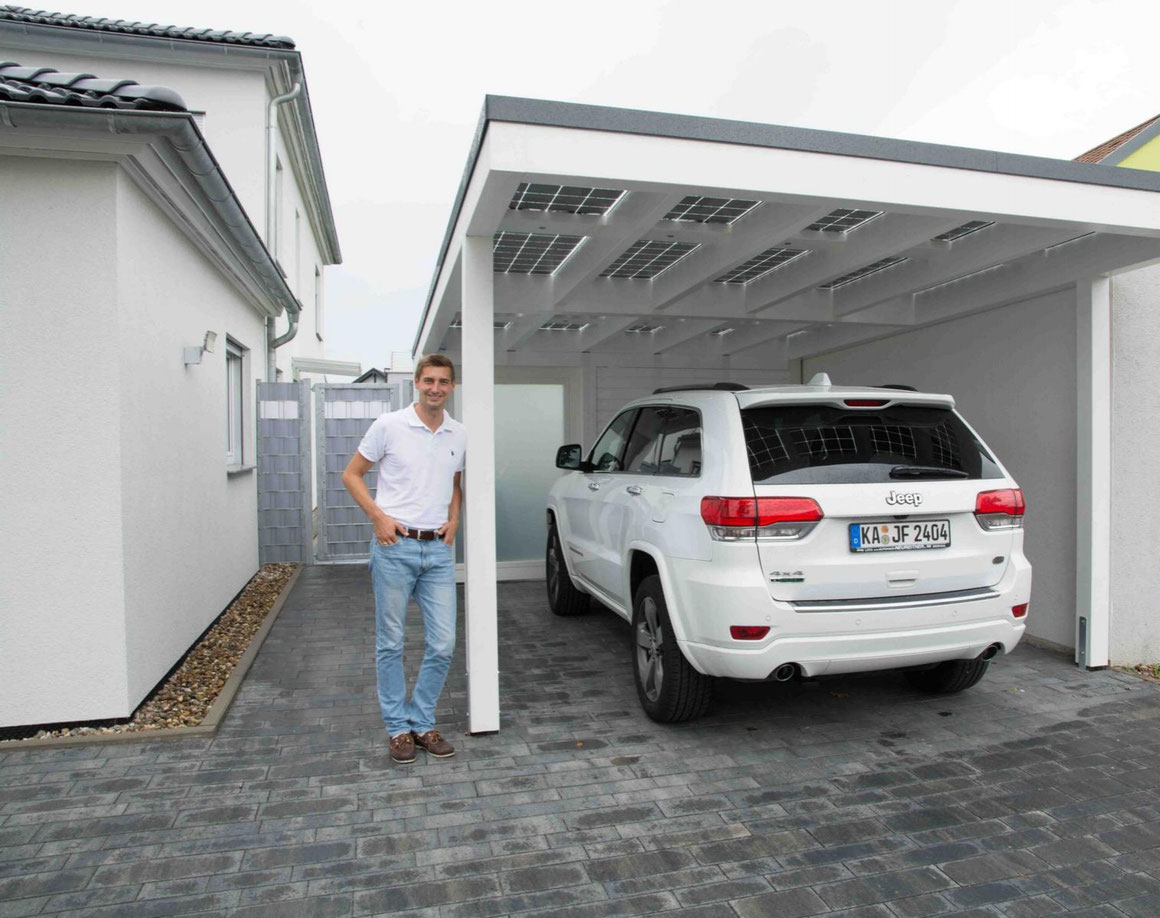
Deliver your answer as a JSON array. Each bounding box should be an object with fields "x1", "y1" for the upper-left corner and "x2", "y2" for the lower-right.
[
  {"x1": 1075, "y1": 277, "x2": 1112, "y2": 669},
  {"x1": 461, "y1": 235, "x2": 500, "y2": 732}
]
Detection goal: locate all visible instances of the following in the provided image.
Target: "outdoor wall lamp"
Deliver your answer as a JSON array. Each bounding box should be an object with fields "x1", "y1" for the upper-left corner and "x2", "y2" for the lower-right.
[{"x1": 183, "y1": 330, "x2": 218, "y2": 365}]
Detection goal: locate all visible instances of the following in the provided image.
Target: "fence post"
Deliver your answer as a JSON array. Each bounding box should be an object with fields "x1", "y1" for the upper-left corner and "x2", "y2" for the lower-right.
[
  {"x1": 314, "y1": 384, "x2": 329, "y2": 563},
  {"x1": 299, "y1": 381, "x2": 314, "y2": 564}
]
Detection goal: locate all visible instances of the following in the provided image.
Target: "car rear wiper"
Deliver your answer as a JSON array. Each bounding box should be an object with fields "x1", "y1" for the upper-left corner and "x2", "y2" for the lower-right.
[{"x1": 890, "y1": 466, "x2": 969, "y2": 479}]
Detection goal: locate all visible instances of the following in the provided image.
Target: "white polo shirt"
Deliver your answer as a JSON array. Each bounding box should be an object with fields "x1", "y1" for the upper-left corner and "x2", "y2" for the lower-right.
[{"x1": 357, "y1": 405, "x2": 466, "y2": 530}]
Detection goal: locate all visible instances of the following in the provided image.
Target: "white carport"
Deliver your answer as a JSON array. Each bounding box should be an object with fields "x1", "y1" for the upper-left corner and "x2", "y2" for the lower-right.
[{"x1": 416, "y1": 97, "x2": 1160, "y2": 733}]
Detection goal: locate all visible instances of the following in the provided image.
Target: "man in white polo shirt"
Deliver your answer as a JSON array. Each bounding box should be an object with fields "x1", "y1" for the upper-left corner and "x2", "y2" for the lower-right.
[{"x1": 342, "y1": 354, "x2": 465, "y2": 764}]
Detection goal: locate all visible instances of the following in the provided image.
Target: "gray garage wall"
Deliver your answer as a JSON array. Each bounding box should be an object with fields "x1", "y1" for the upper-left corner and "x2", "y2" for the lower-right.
[
  {"x1": 803, "y1": 289, "x2": 1078, "y2": 650},
  {"x1": 1110, "y1": 265, "x2": 1160, "y2": 664}
]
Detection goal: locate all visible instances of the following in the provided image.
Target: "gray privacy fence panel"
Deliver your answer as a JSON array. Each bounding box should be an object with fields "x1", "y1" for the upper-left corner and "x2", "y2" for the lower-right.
[
  {"x1": 257, "y1": 381, "x2": 312, "y2": 564},
  {"x1": 315, "y1": 382, "x2": 409, "y2": 562}
]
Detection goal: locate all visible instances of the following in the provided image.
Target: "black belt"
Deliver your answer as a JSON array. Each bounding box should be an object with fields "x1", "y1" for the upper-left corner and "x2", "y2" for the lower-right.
[{"x1": 402, "y1": 528, "x2": 440, "y2": 541}]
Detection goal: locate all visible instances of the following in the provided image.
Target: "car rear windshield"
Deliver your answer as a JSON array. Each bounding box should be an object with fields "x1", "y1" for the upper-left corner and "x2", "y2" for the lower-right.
[{"x1": 742, "y1": 404, "x2": 1003, "y2": 484}]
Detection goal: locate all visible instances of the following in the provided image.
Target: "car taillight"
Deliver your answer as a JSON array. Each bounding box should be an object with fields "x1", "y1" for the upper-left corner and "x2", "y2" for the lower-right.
[
  {"x1": 701, "y1": 497, "x2": 823, "y2": 541},
  {"x1": 1012, "y1": 603, "x2": 1028, "y2": 618},
  {"x1": 975, "y1": 489, "x2": 1025, "y2": 531}
]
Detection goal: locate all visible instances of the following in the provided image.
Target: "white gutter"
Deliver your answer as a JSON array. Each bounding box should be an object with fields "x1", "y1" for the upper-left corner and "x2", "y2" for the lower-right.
[{"x1": 266, "y1": 81, "x2": 303, "y2": 381}]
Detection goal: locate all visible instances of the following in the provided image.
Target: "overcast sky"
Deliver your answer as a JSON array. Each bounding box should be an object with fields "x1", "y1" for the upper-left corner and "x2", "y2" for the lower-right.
[{"x1": 90, "y1": 0, "x2": 1160, "y2": 370}]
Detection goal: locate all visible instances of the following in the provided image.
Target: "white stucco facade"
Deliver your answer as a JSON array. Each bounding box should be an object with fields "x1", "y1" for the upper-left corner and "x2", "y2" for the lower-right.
[
  {"x1": 1, "y1": 158, "x2": 130, "y2": 722},
  {"x1": 0, "y1": 156, "x2": 268, "y2": 724},
  {"x1": 0, "y1": 16, "x2": 340, "y2": 727},
  {"x1": 0, "y1": 30, "x2": 338, "y2": 380},
  {"x1": 115, "y1": 172, "x2": 265, "y2": 706}
]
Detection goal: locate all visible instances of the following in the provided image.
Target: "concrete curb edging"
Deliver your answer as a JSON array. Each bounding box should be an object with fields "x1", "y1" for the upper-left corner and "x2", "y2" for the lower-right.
[{"x1": 0, "y1": 564, "x2": 303, "y2": 751}]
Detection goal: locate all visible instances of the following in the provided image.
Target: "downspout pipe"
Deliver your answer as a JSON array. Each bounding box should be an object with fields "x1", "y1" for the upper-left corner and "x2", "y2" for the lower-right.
[{"x1": 266, "y1": 81, "x2": 303, "y2": 381}]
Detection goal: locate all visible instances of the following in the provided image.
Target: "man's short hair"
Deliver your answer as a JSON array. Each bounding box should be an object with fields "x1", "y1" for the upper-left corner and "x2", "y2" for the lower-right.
[{"x1": 414, "y1": 353, "x2": 456, "y2": 384}]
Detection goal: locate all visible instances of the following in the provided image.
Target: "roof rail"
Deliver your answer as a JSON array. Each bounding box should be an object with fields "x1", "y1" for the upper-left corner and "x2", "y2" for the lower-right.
[{"x1": 652, "y1": 382, "x2": 750, "y2": 394}]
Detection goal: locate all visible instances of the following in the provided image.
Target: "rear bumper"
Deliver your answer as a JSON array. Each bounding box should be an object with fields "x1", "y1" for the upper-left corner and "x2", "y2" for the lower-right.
[
  {"x1": 673, "y1": 553, "x2": 1031, "y2": 680},
  {"x1": 681, "y1": 617, "x2": 1026, "y2": 679}
]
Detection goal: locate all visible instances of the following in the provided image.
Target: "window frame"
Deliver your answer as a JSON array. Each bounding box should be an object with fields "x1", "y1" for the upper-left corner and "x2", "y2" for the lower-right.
[
  {"x1": 623, "y1": 407, "x2": 667, "y2": 474},
  {"x1": 314, "y1": 266, "x2": 323, "y2": 341},
  {"x1": 587, "y1": 408, "x2": 637, "y2": 472},
  {"x1": 225, "y1": 338, "x2": 245, "y2": 467},
  {"x1": 273, "y1": 156, "x2": 285, "y2": 264},
  {"x1": 653, "y1": 406, "x2": 703, "y2": 479},
  {"x1": 588, "y1": 405, "x2": 704, "y2": 477}
]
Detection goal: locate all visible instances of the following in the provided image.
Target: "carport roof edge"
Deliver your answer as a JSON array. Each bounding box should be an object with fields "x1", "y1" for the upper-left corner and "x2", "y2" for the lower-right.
[{"x1": 417, "y1": 94, "x2": 1160, "y2": 355}]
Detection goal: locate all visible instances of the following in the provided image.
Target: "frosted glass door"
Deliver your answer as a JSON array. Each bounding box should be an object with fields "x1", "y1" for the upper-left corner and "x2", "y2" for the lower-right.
[{"x1": 495, "y1": 384, "x2": 564, "y2": 562}]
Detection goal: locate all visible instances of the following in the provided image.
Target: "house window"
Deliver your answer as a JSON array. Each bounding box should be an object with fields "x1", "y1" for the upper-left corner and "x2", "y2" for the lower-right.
[
  {"x1": 294, "y1": 208, "x2": 302, "y2": 290},
  {"x1": 226, "y1": 339, "x2": 245, "y2": 466},
  {"x1": 314, "y1": 267, "x2": 323, "y2": 341},
  {"x1": 274, "y1": 157, "x2": 285, "y2": 265}
]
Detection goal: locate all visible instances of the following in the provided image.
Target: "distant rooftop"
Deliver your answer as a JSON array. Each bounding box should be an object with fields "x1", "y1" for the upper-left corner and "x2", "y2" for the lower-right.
[
  {"x1": 0, "y1": 60, "x2": 185, "y2": 110},
  {"x1": 0, "y1": 4, "x2": 295, "y2": 48},
  {"x1": 1075, "y1": 113, "x2": 1160, "y2": 164}
]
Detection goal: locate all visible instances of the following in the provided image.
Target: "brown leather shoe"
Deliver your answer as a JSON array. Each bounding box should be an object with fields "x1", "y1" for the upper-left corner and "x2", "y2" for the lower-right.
[
  {"x1": 412, "y1": 729, "x2": 455, "y2": 758},
  {"x1": 389, "y1": 732, "x2": 416, "y2": 764}
]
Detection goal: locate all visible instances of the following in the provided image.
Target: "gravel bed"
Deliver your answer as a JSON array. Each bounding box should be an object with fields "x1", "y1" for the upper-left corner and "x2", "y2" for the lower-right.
[{"x1": 2, "y1": 563, "x2": 297, "y2": 742}]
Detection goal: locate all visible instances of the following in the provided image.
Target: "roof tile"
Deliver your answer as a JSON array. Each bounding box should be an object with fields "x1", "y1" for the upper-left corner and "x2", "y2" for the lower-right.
[
  {"x1": 0, "y1": 5, "x2": 295, "y2": 48},
  {"x1": 0, "y1": 60, "x2": 187, "y2": 110}
]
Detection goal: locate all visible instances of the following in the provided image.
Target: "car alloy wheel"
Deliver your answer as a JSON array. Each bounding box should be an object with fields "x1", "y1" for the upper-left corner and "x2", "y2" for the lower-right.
[
  {"x1": 635, "y1": 595, "x2": 665, "y2": 703},
  {"x1": 546, "y1": 522, "x2": 589, "y2": 617},
  {"x1": 631, "y1": 574, "x2": 711, "y2": 722}
]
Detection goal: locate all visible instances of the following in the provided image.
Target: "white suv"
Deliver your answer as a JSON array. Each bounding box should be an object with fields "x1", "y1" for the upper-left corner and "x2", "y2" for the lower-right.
[{"x1": 546, "y1": 377, "x2": 1031, "y2": 722}]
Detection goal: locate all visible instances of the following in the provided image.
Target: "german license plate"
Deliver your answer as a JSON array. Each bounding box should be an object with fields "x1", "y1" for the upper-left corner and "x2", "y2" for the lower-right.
[{"x1": 849, "y1": 520, "x2": 950, "y2": 552}]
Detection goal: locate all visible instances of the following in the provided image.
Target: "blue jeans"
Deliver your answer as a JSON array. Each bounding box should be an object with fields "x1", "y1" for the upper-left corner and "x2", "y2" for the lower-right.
[{"x1": 369, "y1": 537, "x2": 457, "y2": 737}]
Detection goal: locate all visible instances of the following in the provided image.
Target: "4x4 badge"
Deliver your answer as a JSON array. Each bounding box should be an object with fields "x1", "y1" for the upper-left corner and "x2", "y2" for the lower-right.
[{"x1": 885, "y1": 491, "x2": 923, "y2": 507}]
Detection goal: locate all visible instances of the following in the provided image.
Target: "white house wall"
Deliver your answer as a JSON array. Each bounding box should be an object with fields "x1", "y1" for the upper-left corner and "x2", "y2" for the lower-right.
[
  {"x1": 803, "y1": 289, "x2": 1078, "y2": 650},
  {"x1": 1109, "y1": 265, "x2": 1160, "y2": 664},
  {"x1": 0, "y1": 157, "x2": 131, "y2": 724},
  {"x1": 0, "y1": 41, "x2": 332, "y2": 376},
  {"x1": 269, "y1": 124, "x2": 328, "y2": 379},
  {"x1": 115, "y1": 171, "x2": 265, "y2": 707}
]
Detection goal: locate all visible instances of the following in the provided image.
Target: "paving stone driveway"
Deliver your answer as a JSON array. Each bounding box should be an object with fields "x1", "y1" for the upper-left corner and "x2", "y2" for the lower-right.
[{"x1": 2, "y1": 565, "x2": 1160, "y2": 917}]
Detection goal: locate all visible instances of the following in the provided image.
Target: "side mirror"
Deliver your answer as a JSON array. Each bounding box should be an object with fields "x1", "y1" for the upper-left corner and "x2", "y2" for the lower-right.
[{"x1": 555, "y1": 444, "x2": 584, "y2": 470}]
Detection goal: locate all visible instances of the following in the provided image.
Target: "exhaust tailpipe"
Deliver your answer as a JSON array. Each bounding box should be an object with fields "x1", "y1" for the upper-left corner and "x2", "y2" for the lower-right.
[
  {"x1": 773, "y1": 663, "x2": 798, "y2": 682},
  {"x1": 978, "y1": 643, "x2": 1002, "y2": 662}
]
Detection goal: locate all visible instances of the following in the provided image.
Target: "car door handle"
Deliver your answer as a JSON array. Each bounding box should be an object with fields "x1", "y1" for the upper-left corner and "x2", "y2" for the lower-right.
[
  {"x1": 626, "y1": 485, "x2": 643, "y2": 495},
  {"x1": 588, "y1": 481, "x2": 601, "y2": 491}
]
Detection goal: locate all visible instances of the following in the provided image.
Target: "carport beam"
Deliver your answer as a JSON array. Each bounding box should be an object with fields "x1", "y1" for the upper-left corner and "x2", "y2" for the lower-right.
[
  {"x1": 461, "y1": 235, "x2": 501, "y2": 732},
  {"x1": 1075, "y1": 277, "x2": 1112, "y2": 669}
]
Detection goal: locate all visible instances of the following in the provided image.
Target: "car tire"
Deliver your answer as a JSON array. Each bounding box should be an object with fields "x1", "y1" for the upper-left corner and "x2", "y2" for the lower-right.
[
  {"x1": 632, "y1": 575, "x2": 712, "y2": 722},
  {"x1": 547, "y1": 522, "x2": 589, "y2": 617},
  {"x1": 905, "y1": 658, "x2": 990, "y2": 694}
]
